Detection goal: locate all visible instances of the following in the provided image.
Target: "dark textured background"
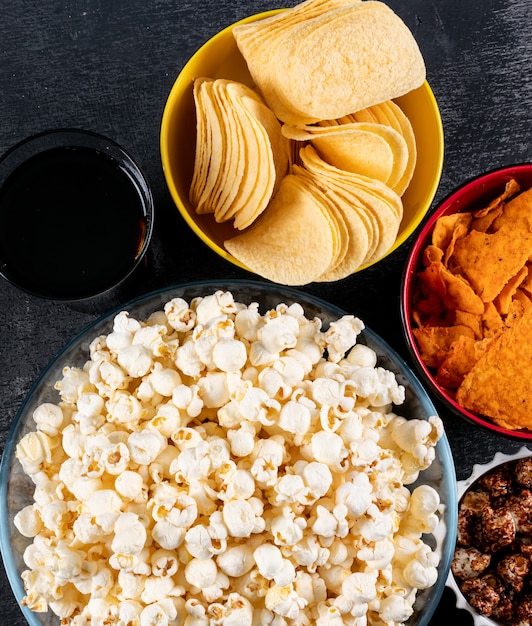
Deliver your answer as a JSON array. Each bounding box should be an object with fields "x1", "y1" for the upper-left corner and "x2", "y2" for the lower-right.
[{"x1": 0, "y1": 0, "x2": 531, "y2": 623}]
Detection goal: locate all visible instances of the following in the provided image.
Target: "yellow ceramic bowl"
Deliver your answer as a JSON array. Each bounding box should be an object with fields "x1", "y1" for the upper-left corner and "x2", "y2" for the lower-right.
[{"x1": 160, "y1": 9, "x2": 444, "y2": 274}]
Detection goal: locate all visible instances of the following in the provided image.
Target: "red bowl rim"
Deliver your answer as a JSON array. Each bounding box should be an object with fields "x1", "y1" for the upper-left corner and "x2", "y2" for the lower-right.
[{"x1": 401, "y1": 163, "x2": 532, "y2": 441}]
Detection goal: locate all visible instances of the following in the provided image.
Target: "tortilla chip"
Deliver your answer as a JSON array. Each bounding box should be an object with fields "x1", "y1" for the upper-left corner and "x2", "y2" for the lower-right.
[
  {"x1": 423, "y1": 245, "x2": 444, "y2": 266},
  {"x1": 453, "y1": 310, "x2": 483, "y2": 338},
  {"x1": 436, "y1": 334, "x2": 480, "y2": 389},
  {"x1": 432, "y1": 213, "x2": 472, "y2": 252},
  {"x1": 456, "y1": 307, "x2": 532, "y2": 430},
  {"x1": 493, "y1": 266, "x2": 528, "y2": 316},
  {"x1": 470, "y1": 205, "x2": 504, "y2": 233},
  {"x1": 505, "y1": 290, "x2": 532, "y2": 328},
  {"x1": 414, "y1": 290, "x2": 444, "y2": 321},
  {"x1": 412, "y1": 182, "x2": 532, "y2": 431},
  {"x1": 481, "y1": 302, "x2": 505, "y2": 338},
  {"x1": 440, "y1": 266, "x2": 485, "y2": 315},
  {"x1": 473, "y1": 178, "x2": 521, "y2": 219},
  {"x1": 412, "y1": 325, "x2": 476, "y2": 369},
  {"x1": 451, "y1": 224, "x2": 532, "y2": 303}
]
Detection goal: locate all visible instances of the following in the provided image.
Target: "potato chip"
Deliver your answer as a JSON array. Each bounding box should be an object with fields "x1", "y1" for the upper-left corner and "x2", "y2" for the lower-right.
[
  {"x1": 282, "y1": 121, "x2": 409, "y2": 191},
  {"x1": 189, "y1": 0, "x2": 425, "y2": 284},
  {"x1": 190, "y1": 78, "x2": 225, "y2": 214},
  {"x1": 224, "y1": 174, "x2": 336, "y2": 285},
  {"x1": 234, "y1": 1, "x2": 425, "y2": 124},
  {"x1": 292, "y1": 164, "x2": 370, "y2": 280},
  {"x1": 229, "y1": 83, "x2": 290, "y2": 196},
  {"x1": 371, "y1": 100, "x2": 417, "y2": 195},
  {"x1": 317, "y1": 99, "x2": 417, "y2": 195},
  {"x1": 297, "y1": 146, "x2": 401, "y2": 264},
  {"x1": 300, "y1": 144, "x2": 403, "y2": 220},
  {"x1": 209, "y1": 80, "x2": 247, "y2": 220},
  {"x1": 189, "y1": 78, "x2": 289, "y2": 230},
  {"x1": 282, "y1": 123, "x2": 395, "y2": 185}
]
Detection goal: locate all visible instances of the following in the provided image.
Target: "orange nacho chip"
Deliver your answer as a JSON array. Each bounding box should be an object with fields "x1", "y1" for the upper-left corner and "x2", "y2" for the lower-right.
[
  {"x1": 418, "y1": 261, "x2": 484, "y2": 314},
  {"x1": 453, "y1": 310, "x2": 483, "y2": 338},
  {"x1": 432, "y1": 212, "x2": 472, "y2": 253},
  {"x1": 412, "y1": 324, "x2": 475, "y2": 369},
  {"x1": 473, "y1": 177, "x2": 521, "y2": 219},
  {"x1": 412, "y1": 181, "x2": 532, "y2": 432},
  {"x1": 451, "y1": 188, "x2": 532, "y2": 302},
  {"x1": 436, "y1": 334, "x2": 482, "y2": 390},
  {"x1": 481, "y1": 302, "x2": 506, "y2": 337},
  {"x1": 456, "y1": 306, "x2": 532, "y2": 431},
  {"x1": 493, "y1": 265, "x2": 528, "y2": 315}
]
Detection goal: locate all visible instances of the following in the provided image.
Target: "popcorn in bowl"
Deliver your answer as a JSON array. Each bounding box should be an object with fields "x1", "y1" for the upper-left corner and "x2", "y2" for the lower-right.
[{"x1": 2, "y1": 283, "x2": 455, "y2": 626}]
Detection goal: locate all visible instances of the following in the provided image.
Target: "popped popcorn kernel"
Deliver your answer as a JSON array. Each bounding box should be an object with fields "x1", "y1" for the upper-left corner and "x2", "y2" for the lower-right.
[{"x1": 13, "y1": 290, "x2": 444, "y2": 625}]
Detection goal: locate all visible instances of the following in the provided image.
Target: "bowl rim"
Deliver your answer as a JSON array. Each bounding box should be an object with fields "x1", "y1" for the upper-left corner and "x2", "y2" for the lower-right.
[
  {"x1": 0, "y1": 278, "x2": 457, "y2": 626},
  {"x1": 401, "y1": 162, "x2": 532, "y2": 441},
  {"x1": 0, "y1": 127, "x2": 154, "y2": 301},
  {"x1": 159, "y1": 9, "x2": 444, "y2": 276}
]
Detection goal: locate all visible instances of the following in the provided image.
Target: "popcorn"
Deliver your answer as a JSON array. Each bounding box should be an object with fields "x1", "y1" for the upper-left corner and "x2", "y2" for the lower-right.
[
  {"x1": 217, "y1": 544, "x2": 255, "y2": 578},
  {"x1": 222, "y1": 499, "x2": 263, "y2": 538},
  {"x1": 14, "y1": 290, "x2": 444, "y2": 625},
  {"x1": 128, "y1": 429, "x2": 167, "y2": 465},
  {"x1": 254, "y1": 544, "x2": 293, "y2": 584},
  {"x1": 16, "y1": 431, "x2": 55, "y2": 475},
  {"x1": 265, "y1": 583, "x2": 306, "y2": 619},
  {"x1": 278, "y1": 399, "x2": 312, "y2": 435},
  {"x1": 140, "y1": 598, "x2": 178, "y2": 626},
  {"x1": 111, "y1": 512, "x2": 148, "y2": 556},
  {"x1": 185, "y1": 557, "x2": 218, "y2": 589},
  {"x1": 32, "y1": 402, "x2": 64, "y2": 436},
  {"x1": 309, "y1": 431, "x2": 349, "y2": 471},
  {"x1": 151, "y1": 520, "x2": 185, "y2": 551},
  {"x1": 164, "y1": 297, "x2": 196, "y2": 332},
  {"x1": 117, "y1": 344, "x2": 153, "y2": 378},
  {"x1": 14, "y1": 505, "x2": 43, "y2": 538},
  {"x1": 270, "y1": 508, "x2": 306, "y2": 548}
]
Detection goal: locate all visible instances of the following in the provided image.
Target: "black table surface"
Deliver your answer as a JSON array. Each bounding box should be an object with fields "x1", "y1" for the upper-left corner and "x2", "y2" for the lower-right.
[{"x1": 0, "y1": 0, "x2": 531, "y2": 624}]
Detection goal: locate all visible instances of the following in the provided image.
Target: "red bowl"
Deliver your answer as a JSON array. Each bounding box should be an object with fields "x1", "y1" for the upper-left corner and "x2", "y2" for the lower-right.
[{"x1": 401, "y1": 163, "x2": 532, "y2": 440}]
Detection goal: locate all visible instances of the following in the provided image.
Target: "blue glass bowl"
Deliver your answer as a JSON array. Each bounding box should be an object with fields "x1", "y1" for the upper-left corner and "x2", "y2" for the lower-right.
[{"x1": 0, "y1": 279, "x2": 457, "y2": 626}]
